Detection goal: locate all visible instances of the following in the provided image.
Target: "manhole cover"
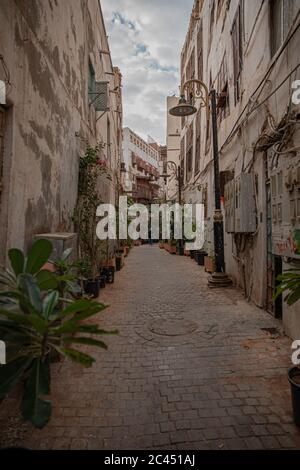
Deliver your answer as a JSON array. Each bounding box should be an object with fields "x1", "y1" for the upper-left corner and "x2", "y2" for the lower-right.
[{"x1": 148, "y1": 319, "x2": 198, "y2": 337}]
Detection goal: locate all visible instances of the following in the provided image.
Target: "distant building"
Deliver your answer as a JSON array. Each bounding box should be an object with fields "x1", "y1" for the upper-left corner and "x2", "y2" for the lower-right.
[{"x1": 122, "y1": 127, "x2": 162, "y2": 204}]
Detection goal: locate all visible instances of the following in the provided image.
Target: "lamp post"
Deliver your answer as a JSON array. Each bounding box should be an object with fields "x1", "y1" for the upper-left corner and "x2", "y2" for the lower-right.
[
  {"x1": 160, "y1": 160, "x2": 184, "y2": 256},
  {"x1": 169, "y1": 79, "x2": 232, "y2": 287}
]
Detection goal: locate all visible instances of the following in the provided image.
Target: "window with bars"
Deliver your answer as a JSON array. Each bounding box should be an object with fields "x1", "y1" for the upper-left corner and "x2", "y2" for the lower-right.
[
  {"x1": 216, "y1": 53, "x2": 230, "y2": 122},
  {"x1": 186, "y1": 124, "x2": 194, "y2": 182},
  {"x1": 216, "y1": 0, "x2": 225, "y2": 20},
  {"x1": 270, "y1": 0, "x2": 294, "y2": 57},
  {"x1": 0, "y1": 106, "x2": 5, "y2": 201},
  {"x1": 231, "y1": 1, "x2": 244, "y2": 105},
  {"x1": 180, "y1": 136, "x2": 185, "y2": 181},
  {"x1": 208, "y1": 0, "x2": 215, "y2": 52},
  {"x1": 197, "y1": 21, "x2": 203, "y2": 81},
  {"x1": 186, "y1": 48, "x2": 196, "y2": 104},
  {"x1": 195, "y1": 107, "x2": 201, "y2": 175},
  {"x1": 205, "y1": 73, "x2": 212, "y2": 154},
  {"x1": 88, "y1": 60, "x2": 95, "y2": 104}
]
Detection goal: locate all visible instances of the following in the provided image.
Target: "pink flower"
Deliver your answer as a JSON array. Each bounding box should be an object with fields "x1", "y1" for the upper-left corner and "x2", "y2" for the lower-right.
[{"x1": 96, "y1": 159, "x2": 107, "y2": 167}]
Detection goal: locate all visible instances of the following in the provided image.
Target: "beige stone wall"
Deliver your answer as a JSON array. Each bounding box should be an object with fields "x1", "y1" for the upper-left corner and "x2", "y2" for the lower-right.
[{"x1": 0, "y1": 0, "x2": 122, "y2": 262}]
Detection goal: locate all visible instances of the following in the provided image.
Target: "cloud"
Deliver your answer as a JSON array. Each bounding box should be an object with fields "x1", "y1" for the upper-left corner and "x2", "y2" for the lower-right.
[{"x1": 101, "y1": 0, "x2": 194, "y2": 144}]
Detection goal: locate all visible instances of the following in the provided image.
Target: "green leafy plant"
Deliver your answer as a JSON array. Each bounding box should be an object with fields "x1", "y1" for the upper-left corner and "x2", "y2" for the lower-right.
[
  {"x1": 0, "y1": 240, "x2": 117, "y2": 428},
  {"x1": 74, "y1": 144, "x2": 112, "y2": 280},
  {"x1": 274, "y1": 268, "x2": 300, "y2": 306}
]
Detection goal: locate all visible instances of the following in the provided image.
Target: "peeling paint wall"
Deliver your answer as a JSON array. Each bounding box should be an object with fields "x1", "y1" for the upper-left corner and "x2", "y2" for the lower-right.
[{"x1": 0, "y1": 0, "x2": 122, "y2": 262}]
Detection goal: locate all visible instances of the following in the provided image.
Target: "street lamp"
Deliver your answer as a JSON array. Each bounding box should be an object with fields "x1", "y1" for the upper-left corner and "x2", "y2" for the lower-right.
[
  {"x1": 169, "y1": 79, "x2": 232, "y2": 287},
  {"x1": 160, "y1": 160, "x2": 184, "y2": 256}
]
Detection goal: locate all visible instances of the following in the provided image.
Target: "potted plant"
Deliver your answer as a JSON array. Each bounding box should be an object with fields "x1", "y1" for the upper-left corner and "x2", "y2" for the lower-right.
[
  {"x1": 0, "y1": 240, "x2": 118, "y2": 428},
  {"x1": 204, "y1": 255, "x2": 215, "y2": 273},
  {"x1": 73, "y1": 144, "x2": 111, "y2": 298},
  {"x1": 274, "y1": 268, "x2": 300, "y2": 427},
  {"x1": 169, "y1": 240, "x2": 177, "y2": 255}
]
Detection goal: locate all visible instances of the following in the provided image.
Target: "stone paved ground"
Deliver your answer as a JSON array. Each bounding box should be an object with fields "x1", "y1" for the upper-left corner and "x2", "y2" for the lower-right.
[{"x1": 1, "y1": 245, "x2": 300, "y2": 450}]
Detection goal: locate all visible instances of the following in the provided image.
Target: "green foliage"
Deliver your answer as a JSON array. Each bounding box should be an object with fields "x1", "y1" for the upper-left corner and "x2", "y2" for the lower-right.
[
  {"x1": 274, "y1": 268, "x2": 300, "y2": 306},
  {"x1": 74, "y1": 144, "x2": 112, "y2": 279},
  {"x1": 0, "y1": 240, "x2": 117, "y2": 428}
]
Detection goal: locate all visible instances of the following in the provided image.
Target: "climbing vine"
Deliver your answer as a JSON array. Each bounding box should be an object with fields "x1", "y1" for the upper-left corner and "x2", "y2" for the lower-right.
[{"x1": 74, "y1": 143, "x2": 111, "y2": 279}]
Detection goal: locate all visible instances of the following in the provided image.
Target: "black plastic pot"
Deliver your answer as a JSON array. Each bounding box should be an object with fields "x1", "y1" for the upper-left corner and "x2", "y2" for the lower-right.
[
  {"x1": 101, "y1": 267, "x2": 115, "y2": 284},
  {"x1": 84, "y1": 279, "x2": 100, "y2": 298},
  {"x1": 288, "y1": 367, "x2": 300, "y2": 427},
  {"x1": 116, "y1": 256, "x2": 122, "y2": 271},
  {"x1": 99, "y1": 275, "x2": 106, "y2": 288},
  {"x1": 190, "y1": 250, "x2": 196, "y2": 259},
  {"x1": 196, "y1": 251, "x2": 207, "y2": 266}
]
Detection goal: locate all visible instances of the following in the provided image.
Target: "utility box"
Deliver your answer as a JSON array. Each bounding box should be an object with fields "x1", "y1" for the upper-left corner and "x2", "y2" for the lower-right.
[
  {"x1": 271, "y1": 157, "x2": 300, "y2": 259},
  {"x1": 224, "y1": 173, "x2": 256, "y2": 233},
  {"x1": 34, "y1": 233, "x2": 77, "y2": 262}
]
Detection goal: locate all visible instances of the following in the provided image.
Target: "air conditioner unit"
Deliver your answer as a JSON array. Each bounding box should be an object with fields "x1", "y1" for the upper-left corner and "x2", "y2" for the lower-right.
[
  {"x1": 234, "y1": 174, "x2": 257, "y2": 233},
  {"x1": 34, "y1": 233, "x2": 77, "y2": 262}
]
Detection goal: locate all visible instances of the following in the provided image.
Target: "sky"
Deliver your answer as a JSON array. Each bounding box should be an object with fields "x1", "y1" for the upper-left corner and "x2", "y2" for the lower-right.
[{"x1": 102, "y1": 0, "x2": 194, "y2": 145}]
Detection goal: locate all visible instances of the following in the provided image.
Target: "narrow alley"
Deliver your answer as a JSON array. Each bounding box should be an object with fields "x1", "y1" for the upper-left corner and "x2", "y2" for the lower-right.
[{"x1": 1, "y1": 245, "x2": 299, "y2": 450}]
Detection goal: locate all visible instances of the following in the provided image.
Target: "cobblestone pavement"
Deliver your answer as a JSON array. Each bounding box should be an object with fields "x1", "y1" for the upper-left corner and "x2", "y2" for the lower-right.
[{"x1": 1, "y1": 245, "x2": 300, "y2": 450}]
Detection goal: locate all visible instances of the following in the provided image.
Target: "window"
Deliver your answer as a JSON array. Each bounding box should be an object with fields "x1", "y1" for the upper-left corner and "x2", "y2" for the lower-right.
[
  {"x1": 231, "y1": 1, "x2": 244, "y2": 104},
  {"x1": 208, "y1": 0, "x2": 215, "y2": 52},
  {"x1": 217, "y1": 0, "x2": 225, "y2": 20},
  {"x1": 186, "y1": 124, "x2": 194, "y2": 182},
  {"x1": 107, "y1": 117, "x2": 111, "y2": 162},
  {"x1": 216, "y1": 53, "x2": 230, "y2": 122},
  {"x1": 186, "y1": 48, "x2": 196, "y2": 104},
  {"x1": 88, "y1": 61, "x2": 95, "y2": 104},
  {"x1": 195, "y1": 107, "x2": 201, "y2": 175},
  {"x1": 0, "y1": 106, "x2": 5, "y2": 201},
  {"x1": 270, "y1": 0, "x2": 294, "y2": 57},
  {"x1": 197, "y1": 21, "x2": 203, "y2": 81},
  {"x1": 180, "y1": 136, "x2": 185, "y2": 182},
  {"x1": 205, "y1": 73, "x2": 212, "y2": 154}
]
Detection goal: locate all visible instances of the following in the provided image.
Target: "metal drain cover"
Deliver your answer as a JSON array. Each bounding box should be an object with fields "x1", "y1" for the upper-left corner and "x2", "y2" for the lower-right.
[{"x1": 148, "y1": 319, "x2": 198, "y2": 337}]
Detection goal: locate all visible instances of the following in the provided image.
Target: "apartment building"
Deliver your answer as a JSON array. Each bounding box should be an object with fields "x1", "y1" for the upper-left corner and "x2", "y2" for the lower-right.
[
  {"x1": 0, "y1": 0, "x2": 123, "y2": 263},
  {"x1": 180, "y1": 0, "x2": 300, "y2": 337},
  {"x1": 122, "y1": 127, "x2": 162, "y2": 203}
]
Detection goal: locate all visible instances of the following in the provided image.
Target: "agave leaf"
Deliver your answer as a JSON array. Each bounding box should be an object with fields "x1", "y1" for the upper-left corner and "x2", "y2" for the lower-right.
[
  {"x1": 36, "y1": 270, "x2": 58, "y2": 291},
  {"x1": 0, "y1": 356, "x2": 33, "y2": 397},
  {"x1": 63, "y1": 336, "x2": 108, "y2": 349},
  {"x1": 42, "y1": 291, "x2": 59, "y2": 319},
  {"x1": 8, "y1": 249, "x2": 25, "y2": 276},
  {"x1": 18, "y1": 273, "x2": 42, "y2": 313},
  {"x1": 61, "y1": 248, "x2": 73, "y2": 261},
  {"x1": 21, "y1": 359, "x2": 51, "y2": 428},
  {"x1": 25, "y1": 239, "x2": 53, "y2": 275},
  {"x1": 55, "y1": 346, "x2": 95, "y2": 367}
]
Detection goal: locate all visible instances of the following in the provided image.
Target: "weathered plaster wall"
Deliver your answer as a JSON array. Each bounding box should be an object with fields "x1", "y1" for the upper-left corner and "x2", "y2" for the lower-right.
[
  {"x1": 180, "y1": 0, "x2": 300, "y2": 337},
  {"x1": 0, "y1": 0, "x2": 122, "y2": 263}
]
